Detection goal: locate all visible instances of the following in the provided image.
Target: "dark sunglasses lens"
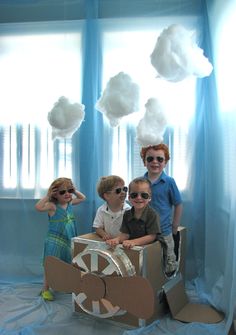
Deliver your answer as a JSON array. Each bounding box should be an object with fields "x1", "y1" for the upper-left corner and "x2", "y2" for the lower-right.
[
  {"x1": 146, "y1": 156, "x2": 154, "y2": 163},
  {"x1": 130, "y1": 192, "x2": 149, "y2": 199},
  {"x1": 59, "y1": 190, "x2": 66, "y2": 195},
  {"x1": 141, "y1": 193, "x2": 149, "y2": 199},
  {"x1": 157, "y1": 156, "x2": 164, "y2": 163},
  {"x1": 59, "y1": 189, "x2": 74, "y2": 195},
  {"x1": 115, "y1": 187, "x2": 128, "y2": 194},
  {"x1": 147, "y1": 156, "x2": 164, "y2": 163}
]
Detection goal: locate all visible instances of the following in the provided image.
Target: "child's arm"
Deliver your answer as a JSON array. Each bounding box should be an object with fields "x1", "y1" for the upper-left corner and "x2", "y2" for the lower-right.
[
  {"x1": 92, "y1": 205, "x2": 112, "y2": 240},
  {"x1": 172, "y1": 203, "x2": 183, "y2": 235},
  {"x1": 122, "y1": 234, "x2": 156, "y2": 249},
  {"x1": 95, "y1": 228, "x2": 112, "y2": 241},
  {"x1": 35, "y1": 196, "x2": 56, "y2": 213},
  {"x1": 71, "y1": 189, "x2": 86, "y2": 205},
  {"x1": 106, "y1": 233, "x2": 129, "y2": 247}
]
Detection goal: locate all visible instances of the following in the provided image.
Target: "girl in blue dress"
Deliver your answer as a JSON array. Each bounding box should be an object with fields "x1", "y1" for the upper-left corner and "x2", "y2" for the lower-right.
[{"x1": 35, "y1": 177, "x2": 86, "y2": 301}]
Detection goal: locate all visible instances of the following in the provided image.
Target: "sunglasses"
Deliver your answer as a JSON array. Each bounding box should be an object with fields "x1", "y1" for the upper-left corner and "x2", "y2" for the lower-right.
[
  {"x1": 108, "y1": 186, "x2": 128, "y2": 194},
  {"x1": 146, "y1": 156, "x2": 165, "y2": 163},
  {"x1": 129, "y1": 192, "x2": 150, "y2": 200},
  {"x1": 58, "y1": 188, "x2": 74, "y2": 195}
]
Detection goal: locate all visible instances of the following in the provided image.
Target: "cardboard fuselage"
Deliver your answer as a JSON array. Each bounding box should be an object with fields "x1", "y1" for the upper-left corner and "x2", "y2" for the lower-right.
[{"x1": 72, "y1": 227, "x2": 186, "y2": 327}]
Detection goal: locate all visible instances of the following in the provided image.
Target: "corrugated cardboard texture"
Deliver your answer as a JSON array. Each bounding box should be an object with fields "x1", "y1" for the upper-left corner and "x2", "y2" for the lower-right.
[{"x1": 72, "y1": 227, "x2": 186, "y2": 327}]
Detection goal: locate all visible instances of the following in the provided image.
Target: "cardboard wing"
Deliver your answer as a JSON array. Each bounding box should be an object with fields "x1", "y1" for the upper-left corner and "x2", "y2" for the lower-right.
[
  {"x1": 45, "y1": 255, "x2": 155, "y2": 320},
  {"x1": 163, "y1": 274, "x2": 224, "y2": 323}
]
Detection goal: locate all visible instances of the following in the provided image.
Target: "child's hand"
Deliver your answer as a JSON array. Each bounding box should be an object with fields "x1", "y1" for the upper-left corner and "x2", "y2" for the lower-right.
[
  {"x1": 122, "y1": 240, "x2": 136, "y2": 249},
  {"x1": 70, "y1": 184, "x2": 76, "y2": 194},
  {"x1": 106, "y1": 238, "x2": 119, "y2": 248},
  {"x1": 48, "y1": 187, "x2": 58, "y2": 199},
  {"x1": 102, "y1": 233, "x2": 112, "y2": 241},
  {"x1": 172, "y1": 226, "x2": 178, "y2": 235}
]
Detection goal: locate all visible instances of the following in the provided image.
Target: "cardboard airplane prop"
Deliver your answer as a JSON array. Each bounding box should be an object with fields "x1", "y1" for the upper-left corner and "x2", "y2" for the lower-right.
[{"x1": 45, "y1": 227, "x2": 224, "y2": 327}]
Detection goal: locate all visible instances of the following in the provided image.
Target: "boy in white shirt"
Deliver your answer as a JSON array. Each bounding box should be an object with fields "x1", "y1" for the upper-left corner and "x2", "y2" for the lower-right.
[{"x1": 93, "y1": 175, "x2": 131, "y2": 240}]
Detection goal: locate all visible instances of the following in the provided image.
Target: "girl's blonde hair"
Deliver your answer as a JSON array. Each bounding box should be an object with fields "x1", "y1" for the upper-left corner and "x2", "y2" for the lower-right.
[{"x1": 48, "y1": 177, "x2": 73, "y2": 203}]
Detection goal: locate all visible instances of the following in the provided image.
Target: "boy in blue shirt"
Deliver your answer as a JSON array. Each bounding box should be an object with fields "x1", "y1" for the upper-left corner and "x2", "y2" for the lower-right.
[{"x1": 140, "y1": 143, "x2": 183, "y2": 276}]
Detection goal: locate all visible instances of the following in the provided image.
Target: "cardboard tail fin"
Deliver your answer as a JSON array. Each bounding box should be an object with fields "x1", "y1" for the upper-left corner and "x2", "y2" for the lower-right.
[{"x1": 162, "y1": 273, "x2": 224, "y2": 324}]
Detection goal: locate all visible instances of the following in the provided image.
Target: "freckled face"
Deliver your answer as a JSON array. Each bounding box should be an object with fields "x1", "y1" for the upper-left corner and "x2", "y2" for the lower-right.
[{"x1": 144, "y1": 148, "x2": 166, "y2": 177}]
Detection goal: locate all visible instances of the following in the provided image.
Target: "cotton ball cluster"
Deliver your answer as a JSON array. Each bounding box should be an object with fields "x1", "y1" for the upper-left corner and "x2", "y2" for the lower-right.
[
  {"x1": 150, "y1": 24, "x2": 213, "y2": 82},
  {"x1": 96, "y1": 72, "x2": 140, "y2": 127},
  {"x1": 136, "y1": 98, "x2": 167, "y2": 146},
  {"x1": 48, "y1": 96, "x2": 85, "y2": 140}
]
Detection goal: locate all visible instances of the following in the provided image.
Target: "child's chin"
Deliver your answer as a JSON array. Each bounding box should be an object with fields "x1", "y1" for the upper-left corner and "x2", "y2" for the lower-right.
[{"x1": 134, "y1": 203, "x2": 145, "y2": 207}]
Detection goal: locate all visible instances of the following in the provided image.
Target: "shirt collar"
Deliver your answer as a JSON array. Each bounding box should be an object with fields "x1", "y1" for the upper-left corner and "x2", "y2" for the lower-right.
[
  {"x1": 127, "y1": 205, "x2": 150, "y2": 222},
  {"x1": 103, "y1": 201, "x2": 130, "y2": 213},
  {"x1": 144, "y1": 171, "x2": 166, "y2": 184}
]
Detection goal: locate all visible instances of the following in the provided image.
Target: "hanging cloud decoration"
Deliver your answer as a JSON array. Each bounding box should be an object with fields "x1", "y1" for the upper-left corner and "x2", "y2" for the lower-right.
[
  {"x1": 150, "y1": 24, "x2": 213, "y2": 82},
  {"x1": 96, "y1": 72, "x2": 140, "y2": 127},
  {"x1": 48, "y1": 96, "x2": 85, "y2": 140},
  {"x1": 136, "y1": 98, "x2": 167, "y2": 146}
]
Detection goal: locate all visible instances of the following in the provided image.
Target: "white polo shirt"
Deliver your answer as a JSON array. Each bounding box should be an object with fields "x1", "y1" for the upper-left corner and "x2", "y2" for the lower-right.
[{"x1": 93, "y1": 202, "x2": 131, "y2": 238}]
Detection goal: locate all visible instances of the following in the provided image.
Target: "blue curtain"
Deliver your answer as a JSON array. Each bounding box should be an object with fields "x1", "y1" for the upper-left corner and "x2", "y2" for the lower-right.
[
  {"x1": 75, "y1": 0, "x2": 105, "y2": 234},
  {"x1": 189, "y1": 0, "x2": 236, "y2": 332},
  {"x1": 187, "y1": 1, "x2": 225, "y2": 298}
]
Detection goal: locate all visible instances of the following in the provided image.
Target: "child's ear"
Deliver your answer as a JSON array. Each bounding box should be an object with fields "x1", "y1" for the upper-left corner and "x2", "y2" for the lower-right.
[{"x1": 103, "y1": 192, "x2": 110, "y2": 201}]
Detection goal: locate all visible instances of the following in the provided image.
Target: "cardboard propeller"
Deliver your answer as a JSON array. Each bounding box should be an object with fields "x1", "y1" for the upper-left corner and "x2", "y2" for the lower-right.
[{"x1": 45, "y1": 255, "x2": 154, "y2": 319}]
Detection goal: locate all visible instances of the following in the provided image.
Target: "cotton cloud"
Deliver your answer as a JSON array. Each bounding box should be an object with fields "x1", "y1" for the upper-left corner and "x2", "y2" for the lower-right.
[
  {"x1": 96, "y1": 72, "x2": 140, "y2": 127},
  {"x1": 48, "y1": 96, "x2": 85, "y2": 140},
  {"x1": 150, "y1": 24, "x2": 213, "y2": 82},
  {"x1": 136, "y1": 98, "x2": 168, "y2": 146}
]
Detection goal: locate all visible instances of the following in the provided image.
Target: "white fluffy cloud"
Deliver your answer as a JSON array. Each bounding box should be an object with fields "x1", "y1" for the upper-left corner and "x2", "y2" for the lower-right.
[
  {"x1": 48, "y1": 96, "x2": 85, "y2": 140},
  {"x1": 136, "y1": 98, "x2": 168, "y2": 146},
  {"x1": 150, "y1": 24, "x2": 213, "y2": 82},
  {"x1": 96, "y1": 72, "x2": 140, "y2": 127}
]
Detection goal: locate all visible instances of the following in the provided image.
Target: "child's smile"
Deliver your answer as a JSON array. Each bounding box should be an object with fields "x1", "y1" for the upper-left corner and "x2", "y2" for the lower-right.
[
  {"x1": 145, "y1": 148, "x2": 166, "y2": 178},
  {"x1": 129, "y1": 184, "x2": 151, "y2": 212}
]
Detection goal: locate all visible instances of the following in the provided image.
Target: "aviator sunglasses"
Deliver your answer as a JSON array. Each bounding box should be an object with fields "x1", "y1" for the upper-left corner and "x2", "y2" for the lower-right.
[
  {"x1": 146, "y1": 156, "x2": 165, "y2": 163},
  {"x1": 108, "y1": 186, "x2": 128, "y2": 194},
  {"x1": 129, "y1": 192, "x2": 150, "y2": 200},
  {"x1": 58, "y1": 188, "x2": 74, "y2": 195}
]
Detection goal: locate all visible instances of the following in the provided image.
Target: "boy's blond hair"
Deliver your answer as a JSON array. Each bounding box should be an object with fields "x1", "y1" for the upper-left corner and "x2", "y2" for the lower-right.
[
  {"x1": 97, "y1": 175, "x2": 125, "y2": 200},
  {"x1": 128, "y1": 177, "x2": 152, "y2": 194}
]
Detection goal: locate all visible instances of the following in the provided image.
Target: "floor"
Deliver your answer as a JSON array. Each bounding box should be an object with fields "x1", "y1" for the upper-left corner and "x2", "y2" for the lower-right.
[{"x1": 0, "y1": 281, "x2": 230, "y2": 335}]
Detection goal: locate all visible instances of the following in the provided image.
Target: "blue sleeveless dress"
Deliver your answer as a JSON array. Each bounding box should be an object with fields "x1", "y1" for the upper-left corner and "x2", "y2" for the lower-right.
[{"x1": 43, "y1": 203, "x2": 77, "y2": 264}]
